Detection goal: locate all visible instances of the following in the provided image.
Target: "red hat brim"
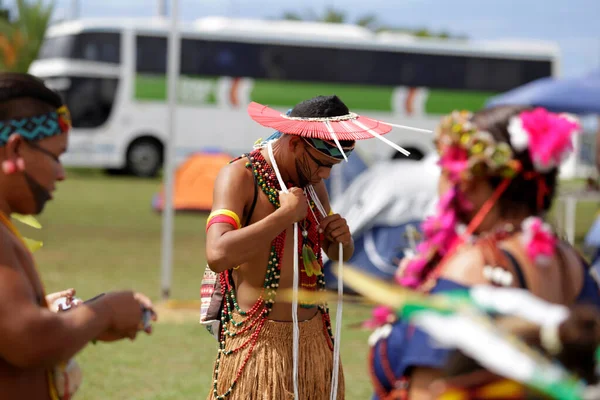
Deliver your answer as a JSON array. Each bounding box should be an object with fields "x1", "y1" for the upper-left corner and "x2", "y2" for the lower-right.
[{"x1": 247, "y1": 102, "x2": 393, "y2": 141}]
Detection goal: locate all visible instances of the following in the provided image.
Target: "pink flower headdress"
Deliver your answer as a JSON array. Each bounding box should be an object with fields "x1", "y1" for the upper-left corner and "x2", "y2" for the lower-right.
[
  {"x1": 520, "y1": 216, "x2": 557, "y2": 265},
  {"x1": 507, "y1": 108, "x2": 580, "y2": 173},
  {"x1": 359, "y1": 108, "x2": 579, "y2": 330},
  {"x1": 397, "y1": 111, "x2": 520, "y2": 289},
  {"x1": 396, "y1": 108, "x2": 579, "y2": 290}
]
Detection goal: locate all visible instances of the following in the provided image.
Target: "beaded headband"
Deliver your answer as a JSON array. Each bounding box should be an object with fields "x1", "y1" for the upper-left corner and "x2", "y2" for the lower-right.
[
  {"x1": 0, "y1": 105, "x2": 71, "y2": 147},
  {"x1": 303, "y1": 137, "x2": 355, "y2": 160}
]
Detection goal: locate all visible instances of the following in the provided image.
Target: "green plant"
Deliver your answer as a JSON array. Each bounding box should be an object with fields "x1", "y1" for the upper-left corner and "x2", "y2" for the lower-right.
[{"x1": 0, "y1": 0, "x2": 54, "y2": 72}]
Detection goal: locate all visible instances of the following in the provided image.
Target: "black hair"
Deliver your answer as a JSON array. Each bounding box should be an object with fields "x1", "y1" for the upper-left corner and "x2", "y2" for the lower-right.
[
  {"x1": 289, "y1": 95, "x2": 355, "y2": 147},
  {"x1": 0, "y1": 73, "x2": 63, "y2": 120},
  {"x1": 413, "y1": 105, "x2": 563, "y2": 284},
  {"x1": 471, "y1": 105, "x2": 558, "y2": 215}
]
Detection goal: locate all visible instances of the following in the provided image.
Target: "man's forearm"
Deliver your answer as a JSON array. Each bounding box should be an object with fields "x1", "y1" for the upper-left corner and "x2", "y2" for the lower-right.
[{"x1": 3, "y1": 301, "x2": 111, "y2": 368}]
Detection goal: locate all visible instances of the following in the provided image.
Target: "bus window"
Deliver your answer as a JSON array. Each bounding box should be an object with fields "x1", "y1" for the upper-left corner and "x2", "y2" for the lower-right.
[
  {"x1": 49, "y1": 77, "x2": 119, "y2": 129},
  {"x1": 333, "y1": 48, "x2": 375, "y2": 83},
  {"x1": 171, "y1": 37, "x2": 553, "y2": 92},
  {"x1": 73, "y1": 32, "x2": 121, "y2": 63},
  {"x1": 464, "y1": 59, "x2": 489, "y2": 90},
  {"x1": 522, "y1": 60, "x2": 552, "y2": 84},
  {"x1": 181, "y1": 38, "x2": 209, "y2": 75},
  {"x1": 180, "y1": 39, "x2": 262, "y2": 77},
  {"x1": 39, "y1": 35, "x2": 74, "y2": 59},
  {"x1": 39, "y1": 32, "x2": 120, "y2": 63},
  {"x1": 136, "y1": 35, "x2": 167, "y2": 74},
  {"x1": 260, "y1": 45, "x2": 286, "y2": 80}
]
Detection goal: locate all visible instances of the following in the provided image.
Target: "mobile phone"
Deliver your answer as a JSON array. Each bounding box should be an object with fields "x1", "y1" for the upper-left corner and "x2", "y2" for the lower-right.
[
  {"x1": 141, "y1": 307, "x2": 154, "y2": 331},
  {"x1": 84, "y1": 293, "x2": 106, "y2": 304}
]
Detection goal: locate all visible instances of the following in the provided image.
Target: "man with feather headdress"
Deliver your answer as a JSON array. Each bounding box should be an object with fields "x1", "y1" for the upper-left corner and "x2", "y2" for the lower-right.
[{"x1": 202, "y1": 93, "x2": 424, "y2": 399}]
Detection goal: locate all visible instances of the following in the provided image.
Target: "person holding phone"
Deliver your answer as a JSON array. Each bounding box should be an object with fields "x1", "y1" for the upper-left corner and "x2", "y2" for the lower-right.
[{"x1": 0, "y1": 72, "x2": 157, "y2": 400}]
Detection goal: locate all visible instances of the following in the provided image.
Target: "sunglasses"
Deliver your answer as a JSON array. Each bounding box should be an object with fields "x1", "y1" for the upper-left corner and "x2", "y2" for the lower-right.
[
  {"x1": 304, "y1": 146, "x2": 335, "y2": 169},
  {"x1": 26, "y1": 141, "x2": 61, "y2": 163}
]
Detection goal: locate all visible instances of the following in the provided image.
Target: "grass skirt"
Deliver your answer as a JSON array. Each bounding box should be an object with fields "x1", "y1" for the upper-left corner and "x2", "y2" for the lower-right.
[{"x1": 207, "y1": 311, "x2": 345, "y2": 399}]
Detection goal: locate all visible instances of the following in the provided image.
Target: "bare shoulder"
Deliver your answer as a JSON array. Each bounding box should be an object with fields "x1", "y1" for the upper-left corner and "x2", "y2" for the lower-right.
[
  {"x1": 209, "y1": 155, "x2": 256, "y2": 231},
  {"x1": 214, "y1": 157, "x2": 254, "y2": 192},
  {"x1": 0, "y1": 228, "x2": 35, "y2": 301},
  {"x1": 440, "y1": 244, "x2": 489, "y2": 285},
  {"x1": 0, "y1": 227, "x2": 21, "y2": 267},
  {"x1": 212, "y1": 157, "x2": 256, "y2": 206},
  {"x1": 501, "y1": 235, "x2": 584, "y2": 277},
  {"x1": 555, "y1": 240, "x2": 585, "y2": 286}
]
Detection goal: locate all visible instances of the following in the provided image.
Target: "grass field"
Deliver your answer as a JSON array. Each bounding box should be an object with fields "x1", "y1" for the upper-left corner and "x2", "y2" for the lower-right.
[
  {"x1": 22, "y1": 170, "x2": 600, "y2": 399},
  {"x1": 25, "y1": 170, "x2": 378, "y2": 400}
]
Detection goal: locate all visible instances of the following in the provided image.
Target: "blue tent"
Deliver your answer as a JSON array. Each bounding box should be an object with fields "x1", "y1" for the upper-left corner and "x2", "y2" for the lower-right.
[
  {"x1": 323, "y1": 221, "x2": 422, "y2": 293},
  {"x1": 486, "y1": 69, "x2": 600, "y2": 115},
  {"x1": 323, "y1": 150, "x2": 368, "y2": 204}
]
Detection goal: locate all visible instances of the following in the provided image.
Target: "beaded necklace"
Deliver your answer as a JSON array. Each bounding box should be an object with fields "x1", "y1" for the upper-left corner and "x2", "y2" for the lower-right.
[
  {"x1": 211, "y1": 149, "x2": 334, "y2": 399},
  {"x1": 417, "y1": 221, "x2": 522, "y2": 293}
]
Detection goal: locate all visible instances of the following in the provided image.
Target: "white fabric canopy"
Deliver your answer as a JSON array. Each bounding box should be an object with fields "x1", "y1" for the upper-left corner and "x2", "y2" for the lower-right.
[{"x1": 331, "y1": 154, "x2": 440, "y2": 238}]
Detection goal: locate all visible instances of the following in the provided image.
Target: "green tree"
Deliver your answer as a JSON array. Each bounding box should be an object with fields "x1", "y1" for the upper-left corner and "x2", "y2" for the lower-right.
[
  {"x1": 0, "y1": 0, "x2": 10, "y2": 22},
  {"x1": 0, "y1": 0, "x2": 54, "y2": 72},
  {"x1": 280, "y1": 7, "x2": 464, "y2": 40},
  {"x1": 278, "y1": 7, "x2": 373, "y2": 28}
]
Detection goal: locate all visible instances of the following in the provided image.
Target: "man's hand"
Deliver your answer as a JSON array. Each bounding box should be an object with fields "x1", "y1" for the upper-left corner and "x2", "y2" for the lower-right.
[
  {"x1": 92, "y1": 291, "x2": 157, "y2": 341},
  {"x1": 279, "y1": 187, "x2": 308, "y2": 223},
  {"x1": 134, "y1": 292, "x2": 158, "y2": 334},
  {"x1": 92, "y1": 293, "x2": 157, "y2": 343},
  {"x1": 319, "y1": 214, "x2": 351, "y2": 246}
]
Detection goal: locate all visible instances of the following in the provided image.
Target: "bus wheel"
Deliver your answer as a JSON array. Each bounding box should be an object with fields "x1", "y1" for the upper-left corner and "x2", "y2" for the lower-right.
[{"x1": 126, "y1": 138, "x2": 163, "y2": 178}]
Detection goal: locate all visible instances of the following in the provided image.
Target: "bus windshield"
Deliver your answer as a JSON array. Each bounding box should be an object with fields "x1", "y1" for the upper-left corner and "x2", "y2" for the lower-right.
[
  {"x1": 38, "y1": 31, "x2": 121, "y2": 64},
  {"x1": 44, "y1": 76, "x2": 119, "y2": 129}
]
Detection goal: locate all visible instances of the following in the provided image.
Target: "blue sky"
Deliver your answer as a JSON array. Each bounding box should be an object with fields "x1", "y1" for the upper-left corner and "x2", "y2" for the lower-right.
[{"x1": 9, "y1": 0, "x2": 600, "y2": 78}]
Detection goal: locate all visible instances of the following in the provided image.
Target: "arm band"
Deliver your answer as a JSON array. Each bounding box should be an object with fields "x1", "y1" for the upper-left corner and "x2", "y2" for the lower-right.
[{"x1": 206, "y1": 209, "x2": 241, "y2": 232}]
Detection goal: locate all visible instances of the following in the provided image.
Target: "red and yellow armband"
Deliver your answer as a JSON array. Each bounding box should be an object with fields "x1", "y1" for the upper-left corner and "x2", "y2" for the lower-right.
[{"x1": 206, "y1": 209, "x2": 241, "y2": 232}]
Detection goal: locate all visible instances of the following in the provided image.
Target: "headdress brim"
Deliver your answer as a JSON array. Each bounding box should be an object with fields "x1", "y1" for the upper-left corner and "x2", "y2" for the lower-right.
[
  {"x1": 248, "y1": 101, "x2": 392, "y2": 141},
  {"x1": 248, "y1": 101, "x2": 433, "y2": 159}
]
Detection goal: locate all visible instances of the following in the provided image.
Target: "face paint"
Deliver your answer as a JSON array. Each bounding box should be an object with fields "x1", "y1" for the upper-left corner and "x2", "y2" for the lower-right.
[
  {"x1": 305, "y1": 147, "x2": 334, "y2": 169},
  {"x1": 23, "y1": 172, "x2": 51, "y2": 214},
  {"x1": 294, "y1": 158, "x2": 312, "y2": 188}
]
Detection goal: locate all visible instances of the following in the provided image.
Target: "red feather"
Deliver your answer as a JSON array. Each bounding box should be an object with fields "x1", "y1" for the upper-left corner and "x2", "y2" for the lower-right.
[{"x1": 247, "y1": 102, "x2": 393, "y2": 141}]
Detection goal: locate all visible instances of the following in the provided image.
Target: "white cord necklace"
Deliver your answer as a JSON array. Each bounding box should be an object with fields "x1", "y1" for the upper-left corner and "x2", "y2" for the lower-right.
[{"x1": 267, "y1": 141, "x2": 344, "y2": 400}]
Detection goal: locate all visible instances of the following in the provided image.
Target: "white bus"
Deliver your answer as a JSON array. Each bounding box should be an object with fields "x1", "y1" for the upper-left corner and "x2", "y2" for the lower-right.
[{"x1": 29, "y1": 17, "x2": 559, "y2": 177}]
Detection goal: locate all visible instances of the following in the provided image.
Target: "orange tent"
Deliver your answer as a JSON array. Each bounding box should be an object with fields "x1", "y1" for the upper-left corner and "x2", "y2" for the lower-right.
[{"x1": 152, "y1": 152, "x2": 233, "y2": 212}]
